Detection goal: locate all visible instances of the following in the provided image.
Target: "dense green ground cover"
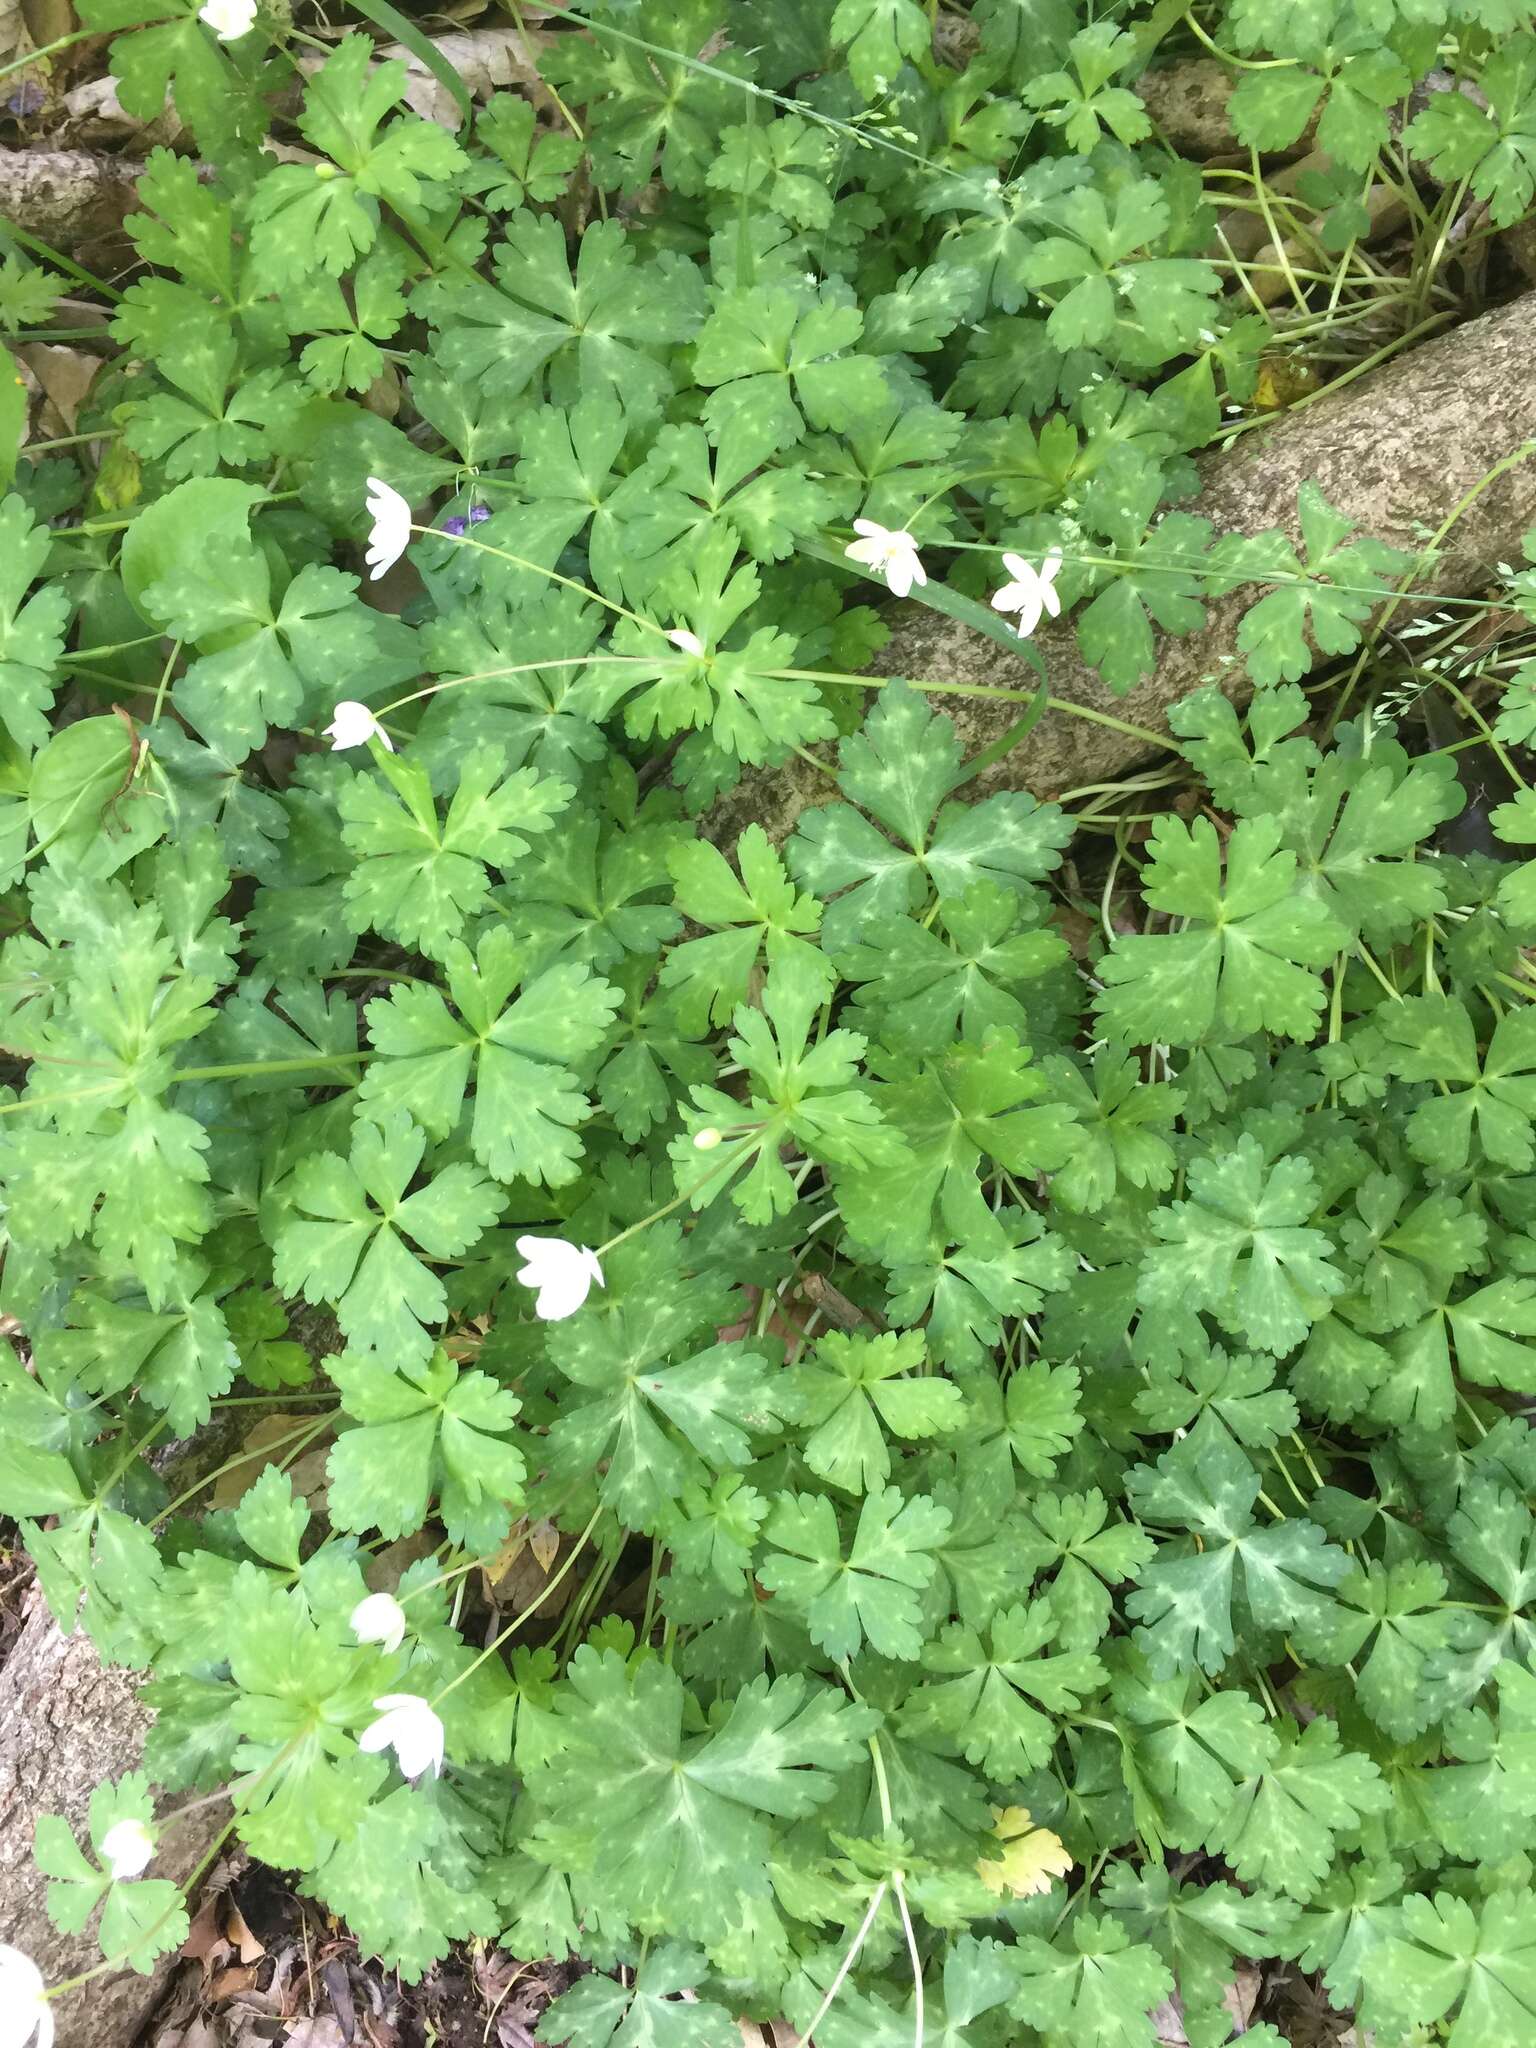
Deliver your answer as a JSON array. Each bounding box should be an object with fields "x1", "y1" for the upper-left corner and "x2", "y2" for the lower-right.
[{"x1": 6, "y1": 2, "x2": 1536, "y2": 2043}]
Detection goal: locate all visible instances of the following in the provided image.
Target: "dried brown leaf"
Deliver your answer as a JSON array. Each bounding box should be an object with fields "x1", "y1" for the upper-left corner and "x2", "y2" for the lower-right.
[{"x1": 209, "y1": 1963, "x2": 262, "y2": 2003}]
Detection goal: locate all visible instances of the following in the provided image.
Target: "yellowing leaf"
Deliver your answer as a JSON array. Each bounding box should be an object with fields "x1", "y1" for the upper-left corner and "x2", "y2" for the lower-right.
[
  {"x1": 1252, "y1": 357, "x2": 1320, "y2": 411},
  {"x1": 977, "y1": 1805, "x2": 1074, "y2": 1898}
]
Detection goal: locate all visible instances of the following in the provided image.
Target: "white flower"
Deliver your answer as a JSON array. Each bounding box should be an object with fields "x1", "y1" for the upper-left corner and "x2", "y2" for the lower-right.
[
  {"x1": 991, "y1": 549, "x2": 1063, "y2": 639},
  {"x1": 0, "y1": 1946, "x2": 53, "y2": 2048},
  {"x1": 351, "y1": 1591, "x2": 407, "y2": 1655},
  {"x1": 359, "y1": 1694, "x2": 444, "y2": 1781},
  {"x1": 323, "y1": 700, "x2": 393, "y2": 752},
  {"x1": 843, "y1": 519, "x2": 927, "y2": 599},
  {"x1": 100, "y1": 1818, "x2": 155, "y2": 1882},
  {"x1": 515, "y1": 1235, "x2": 604, "y2": 1321},
  {"x1": 666, "y1": 627, "x2": 706, "y2": 657},
  {"x1": 198, "y1": 0, "x2": 256, "y2": 37},
  {"x1": 364, "y1": 476, "x2": 412, "y2": 581}
]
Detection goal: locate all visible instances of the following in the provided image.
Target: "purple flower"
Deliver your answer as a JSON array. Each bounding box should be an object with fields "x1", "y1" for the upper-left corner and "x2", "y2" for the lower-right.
[{"x1": 440, "y1": 505, "x2": 491, "y2": 537}]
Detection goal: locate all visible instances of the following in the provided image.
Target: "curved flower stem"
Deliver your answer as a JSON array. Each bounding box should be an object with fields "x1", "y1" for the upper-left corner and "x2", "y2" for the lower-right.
[
  {"x1": 594, "y1": 1136, "x2": 762, "y2": 1259},
  {"x1": 421, "y1": 525, "x2": 670, "y2": 638},
  {"x1": 44, "y1": 1819, "x2": 238, "y2": 2004},
  {"x1": 0, "y1": 28, "x2": 96, "y2": 82},
  {"x1": 778, "y1": 667, "x2": 1177, "y2": 753},
  {"x1": 787, "y1": 1882, "x2": 890, "y2": 2048},
  {"x1": 432, "y1": 1502, "x2": 605, "y2": 1705},
  {"x1": 866, "y1": 1734, "x2": 924, "y2": 2048},
  {"x1": 150, "y1": 1415, "x2": 335, "y2": 1529},
  {"x1": 374, "y1": 653, "x2": 654, "y2": 724}
]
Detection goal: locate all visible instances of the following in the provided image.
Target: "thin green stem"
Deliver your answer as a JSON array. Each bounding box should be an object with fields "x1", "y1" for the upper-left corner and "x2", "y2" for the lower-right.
[
  {"x1": 45, "y1": 1820, "x2": 237, "y2": 2004},
  {"x1": 435, "y1": 1504, "x2": 605, "y2": 1704},
  {"x1": 595, "y1": 1136, "x2": 761, "y2": 1257},
  {"x1": 1, "y1": 222, "x2": 124, "y2": 303},
  {"x1": 150, "y1": 639, "x2": 182, "y2": 727},
  {"x1": 151, "y1": 1416, "x2": 334, "y2": 1528},
  {"x1": 21, "y1": 428, "x2": 121, "y2": 454},
  {"x1": 420, "y1": 523, "x2": 669, "y2": 637},
  {"x1": 0, "y1": 25, "x2": 97, "y2": 82}
]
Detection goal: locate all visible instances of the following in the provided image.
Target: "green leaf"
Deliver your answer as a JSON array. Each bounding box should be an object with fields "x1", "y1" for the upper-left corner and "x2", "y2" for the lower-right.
[
  {"x1": 1133, "y1": 1348, "x2": 1298, "y2": 1452},
  {"x1": 38, "y1": 1770, "x2": 189, "y2": 1971},
  {"x1": 0, "y1": 1443, "x2": 87, "y2": 1516},
  {"x1": 45, "y1": 1276, "x2": 241, "y2": 1438},
  {"x1": 614, "y1": 531, "x2": 828, "y2": 765},
  {"x1": 361, "y1": 926, "x2": 620, "y2": 1186},
  {"x1": 526, "y1": 1648, "x2": 877, "y2": 1946},
  {"x1": 221, "y1": 1573, "x2": 389, "y2": 1868},
  {"x1": 662, "y1": 1473, "x2": 768, "y2": 1594},
  {"x1": 537, "y1": 1945, "x2": 739, "y2": 2048},
  {"x1": 541, "y1": 0, "x2": 750, "y2": 199},
  {"x1": 233, "y1": 1465, "x2": 310, "y2": 1572},
  {"x1": 1028, "y1": 1490, "x2": 1155, "y2": 1654},
  {"x1": 1022, "y1": 180, "x2": 1221, "y2": 365},
  {"x1": 1040, "y1": 1052, "x2": 1183, "y2": 1214},
  {"x1": 758, "y1": 1485, "x2": 951, "y2": 1660},
  {"x1": 1297, "y1": 1560, "x2": 1449, "y2": 1741},
  {"x1": 0, "y1": 255, "x2": 65, "y2": 336},
  {"x1": 1094, "y1": 815, "x2": 1347, "y2": 1046},
  {"x1": 0, "y1": 494, "x2": 67, "y2": 753},
  {"x1": 27, "y1": 714, "x2": 167, "y2": 876},
  {"x1": 311, "y1": 1781, "x2": 499, "y2": 1984},
  {"x1": 487, "y1": 390, "x2": 692, "y2": 606},
  {"x1": 1244, "y1": 739, "x2": 1463, "y2": 944},
  {"x1": 885, "y1": 1213, "x2": 1074, "y2": 1375},
  {"x1": 1405, "y1": 38, "x2": 1536, "y2": 227},
  {"x1": 646, "y1": 417, "x2": 836, "y2": 567},
  {"x1": 1126, "y1": 1429, "x2": 1348, "y2": 1675},
  {"x1": 1228, "y1": 67, "x2": 1326, "y2": 154},
  {"x1": 671, "y1": 951, "x2": 904, "y2": 1223},
  {"x1": 466, "y1": 94, "x2": 583, "y2": 210},
  {"x1": 1366, "y1": 1890, "x2": 1536, "y2": 2045},
  {"x1": 1374, "y1": 994, "x2": 1536, "y2": 1173},
  {"x1": 25, "y1": 1505, "x2": 164, "y2": 1665},
  {"x1": 1139, "y1": 1137, "x2": 1345, "y2": 1355},
  {"x1": 1024, "y1": 24, "x2": 1153, "y2": 152},
  {"x1": 1219, "y1": 482, "x2": 1412, "y2": 686},
  {"x1": 328, "y1": 1345, "x2": 525, "y2": 1547},
  {"x1": 837, "y1": 1033, "x2": 1078, "y2": 1262},
  {"x1": 429, "y1": 211, "x2": 705, "y2": 419},
  {"x1": 839, "y1": 881, "x2": 1069, "y2": 1056},
  {"x1": 347, "y1": 0, "x2": 472, "y2": 126},
  {"x1": 1427, "y1": 1655, "x2": 1536, "y2": 1861},
  {"x1": 1286, "y1": 1859, "x2": 1405, "y2": 2012},
  {"x1": 830, "y1": 0, "x2": 931, "y2": 100},
  {"x1": 272, "y1": 1108, "x2": 505, "y2": 1362},
  {"x1": 1010, "y1": 1911, "x2": 1173, "y2": 2048},
  {"x1": 542, "y1": 1232, "x2": 774, "y2": 1530},
  {"x1": 782, "y1": 1328, "x2": 965, "y2": 1493},
  {"x1": 694, "y1": 284, "x2": 890, "y2": 447},
  {"x1": 247, "y1": 36, "x2": 466, "y2": 287},
  {"x1": 787, "y1": 683, "x2": 1071, "y2": 951},
  {"x1": 339, "y1": 745, "x2": 572, "y2": 960},
  {"x1": 660, "y1": 824, "x2": 831, "y2": 1031},
  {"x1": 706, "y1": 113, "x2": 838, "y2": 230},
  {"x1": 5, "y1": 909, "x2": 219, "y2": 1307},
  {"x1": 79, "y1": 0, "x2": 253, "y2": 146},
  {"x1": 1101, "y1": 1864, "x2": 1297, "y2": 2048},
  {"x1": 120, "y1": 475, "x2": 267, "y2": 623},
  {"x1": 1114, "y1": 1664, "x2": 1277, "y2": 1853},
  {"x1": 1208, "y1": 1715, "x2": 1390, "y2": 1900},
  {"x1": 905, "y1": 1599, "x2": 1105, "y2": 1777}
]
